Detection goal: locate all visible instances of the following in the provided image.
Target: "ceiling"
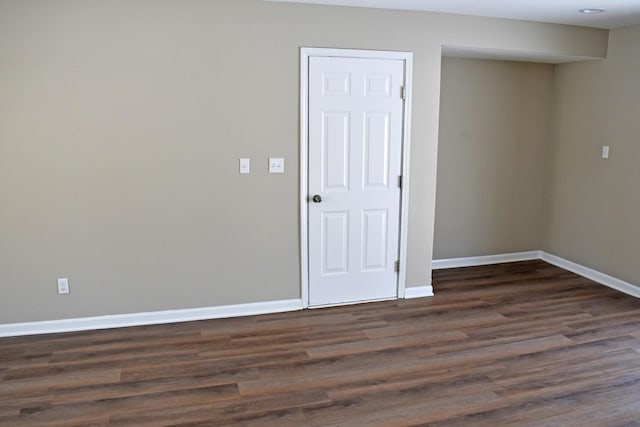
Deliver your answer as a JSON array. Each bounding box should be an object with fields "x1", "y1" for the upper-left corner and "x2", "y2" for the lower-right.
[{"x1": 267, "y1": 0, "x2": 640, "y2": 29}]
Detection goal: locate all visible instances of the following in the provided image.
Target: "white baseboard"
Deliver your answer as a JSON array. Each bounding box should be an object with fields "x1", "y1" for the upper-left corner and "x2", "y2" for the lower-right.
[
  {"x1": 0, "y1": 299, "x2": 303, "y2": 338},
  {"x1": 432, "y1": 251, "x2": 541, "y2": 270},
  {"x1": 404, "y1": 285, "x2": 434, "y2": 299},
  {"x1": 4, "y1": 251, "x2": 638, "y2": 337},
  {"x1": 539, "y1": 252, "x2": 640, "y2": 299},
  {"x1": 431, "y1": 250, "x2": 639, "y2": 299}
]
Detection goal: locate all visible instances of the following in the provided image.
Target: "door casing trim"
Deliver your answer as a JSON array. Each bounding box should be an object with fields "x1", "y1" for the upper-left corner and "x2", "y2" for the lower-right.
[{"x1": 300, "y1": 47, "x2": 414, "y2": 308}]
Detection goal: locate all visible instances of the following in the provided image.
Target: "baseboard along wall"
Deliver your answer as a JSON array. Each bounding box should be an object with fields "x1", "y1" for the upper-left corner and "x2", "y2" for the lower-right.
[
  {"x1": 404, "y1": 285, "x2": 434, "y2": 299},
  {"x1": 0, "y1": 299, "x2": 303, "y2": 338},
  {"x1": 3, "y1": 251, "x2": 637, "y2": 337},
  {"x1": 433, "y1": 250, "x2": 640, "y2": 299},
  {"x1": 432, "y1": 251, "x2": 541, "y2": 269},
  {"x1": 539, "y1": 252, "x2": 640, "y2": 299}
]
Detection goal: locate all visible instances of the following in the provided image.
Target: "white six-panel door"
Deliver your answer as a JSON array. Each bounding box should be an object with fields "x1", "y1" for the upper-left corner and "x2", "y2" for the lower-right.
[{"x1": 308, "y1": 56, "x2": 405, "y2": 307}]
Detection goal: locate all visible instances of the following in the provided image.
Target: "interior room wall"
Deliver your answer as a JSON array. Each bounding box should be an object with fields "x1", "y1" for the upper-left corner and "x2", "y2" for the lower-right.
[
  {"x1": 0, "y1": 0, "x2": 608, "y2": 323},
  {"x1": 434, "y1": 58, "x2": 554, "y2": 259},
  {"x1": 543, "y1": 25, "x2": 640, "y2": 287}
]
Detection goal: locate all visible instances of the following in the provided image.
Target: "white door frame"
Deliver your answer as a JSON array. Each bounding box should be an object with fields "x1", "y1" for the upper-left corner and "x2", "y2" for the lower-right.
[{"x1": 300, "y1": 47, "x2": 413, "y2": 308}]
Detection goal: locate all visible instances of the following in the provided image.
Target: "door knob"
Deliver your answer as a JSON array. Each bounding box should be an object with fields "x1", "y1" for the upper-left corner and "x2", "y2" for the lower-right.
[{"x1": 312, "y1": 194, "x2": 322, "y2": 203}]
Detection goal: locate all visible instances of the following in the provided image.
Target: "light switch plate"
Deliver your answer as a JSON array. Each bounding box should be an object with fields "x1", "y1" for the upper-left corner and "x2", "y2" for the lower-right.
[
  {"x1": 269, "y1": 158, "x2": 284, "y2": 173},
  {"x1": 602, "y1": 146, "x2": 610, "y2": 159},
  {"x1": 239, "y1": 158, "x2": 250, "y2": 174},
  {"x1": 57, "y1": 278, "x2": 70, "y2": 294}
]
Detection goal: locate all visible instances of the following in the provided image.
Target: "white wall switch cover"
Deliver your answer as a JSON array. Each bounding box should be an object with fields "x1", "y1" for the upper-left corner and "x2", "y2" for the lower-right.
[
  {"x1": 57, "y1": 278, "x2": 70, "y2": 294},
  {"x1": 269, "y1": 157, "x2": 284, "y2": 173},
  {"x1": 602, "y1": 146, "x2": 610, "y2": 159},
  {"x1": 239, "y1": 158, "x2": 250, "y2": 174}
]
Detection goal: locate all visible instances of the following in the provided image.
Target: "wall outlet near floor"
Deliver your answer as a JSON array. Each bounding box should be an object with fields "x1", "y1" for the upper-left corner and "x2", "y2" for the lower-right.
[{"x1": 57, "y1": 278, "x2": 70, "y2": 295}]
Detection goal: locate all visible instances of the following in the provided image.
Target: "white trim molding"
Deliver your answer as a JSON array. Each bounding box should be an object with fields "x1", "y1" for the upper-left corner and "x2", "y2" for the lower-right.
[
  {"x1": 0, "y1": 299, "x2": 303, "y2": 338},
  {"x1": 432, "y1": 251, "x2": 541, "y2": 270},
  {"x1": 404, "y1": 285, "x2": 434, "y2": 299},
  {"x1": 4, "y1": 251, "x2": 638, "y2": 337},
  {"x1": 432, "y1": 250, "x2": 640, "y2": 300},
  {"x1": 539, "y1": 252, "x2": 640, "y2": 299}
]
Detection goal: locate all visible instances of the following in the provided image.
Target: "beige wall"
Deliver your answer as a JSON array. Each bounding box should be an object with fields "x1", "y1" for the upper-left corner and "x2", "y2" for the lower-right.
[
  {"x1": 434, "y1": 58, "x2": 554, "y2": 259},
  {"x1": 0, "y1": 0, "x2": 608, "y2": 323},
  {"x1": 543, "y1": 25, "x2": 640, "y2": 286}
]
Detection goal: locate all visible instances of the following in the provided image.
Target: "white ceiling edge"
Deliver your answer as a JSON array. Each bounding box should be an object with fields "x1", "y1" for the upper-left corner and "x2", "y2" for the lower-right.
[
  {"x1": 442, "y1": 46, "x2": 603, "y2": 64},
  {"x1": 265, "y1": 0, "x2": 640, "y2": 29}
]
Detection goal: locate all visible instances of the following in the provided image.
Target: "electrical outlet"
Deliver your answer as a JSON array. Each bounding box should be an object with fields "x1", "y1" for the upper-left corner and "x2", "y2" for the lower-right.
[
  {"x1": 269, "y1": 157, "x2": 284, "y2": 173},
  {"x1": 602, "y1": 145, "x2": 610, "y2": 159},
  {"x1": 57, "y1": 278, "x2": 70, "y2": 295}
]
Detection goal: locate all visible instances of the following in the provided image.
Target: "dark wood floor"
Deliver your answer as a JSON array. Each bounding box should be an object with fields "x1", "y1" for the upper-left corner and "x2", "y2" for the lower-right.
[{"x1": 2, "y1": 260, "x2": 640, "y2": 426}]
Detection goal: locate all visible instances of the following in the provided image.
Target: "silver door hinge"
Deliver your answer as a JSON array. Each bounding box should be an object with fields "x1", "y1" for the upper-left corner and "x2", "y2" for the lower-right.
[
  {"x1": 401, "y1": 86, "x2": 407, "y2": 100},
  {"x1": 395, "y1": 260, "x2": 400, "y2": 272},
  {"x1": 398, "y1": 175, "x2": 403, "y2": 189}
]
